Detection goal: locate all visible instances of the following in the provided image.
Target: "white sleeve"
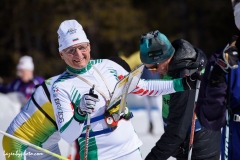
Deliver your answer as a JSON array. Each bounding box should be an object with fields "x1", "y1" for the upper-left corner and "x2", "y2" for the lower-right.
[
  {"x1": 51, "y1": 82, "x2": 84, "y2": 144},
  {"x1": 131, "y1": 78, "x2": 184, "y2": 96}
]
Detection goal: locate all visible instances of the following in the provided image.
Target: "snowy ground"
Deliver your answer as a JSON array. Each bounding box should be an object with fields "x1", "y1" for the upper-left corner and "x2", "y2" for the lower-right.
[{"x1": 0, "y1": 93, "x2": 175, "y2": 160}]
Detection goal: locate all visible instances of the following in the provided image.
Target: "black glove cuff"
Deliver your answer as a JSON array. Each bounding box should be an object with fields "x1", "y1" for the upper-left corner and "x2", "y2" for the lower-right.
[
  {"x1": 73, "y1": 107, "x2": 86, "y2": 123},
  {"x1": 78, "y1": 108, "x2": 87, "y2": 116},
  {"x1": 73, "y1": 114, "x2": 85, "y2": 123}
]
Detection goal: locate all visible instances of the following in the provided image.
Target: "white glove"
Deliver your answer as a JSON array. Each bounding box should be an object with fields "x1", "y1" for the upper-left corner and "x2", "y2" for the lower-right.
[{"x1": 78, "y1": 94, "x2": 99, "y2": 115}]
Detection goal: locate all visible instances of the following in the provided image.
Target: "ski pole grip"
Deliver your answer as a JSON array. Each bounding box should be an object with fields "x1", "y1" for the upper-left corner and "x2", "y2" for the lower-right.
[{"x1": 89, "y1": 85, "x2": 98, "y2": 99}]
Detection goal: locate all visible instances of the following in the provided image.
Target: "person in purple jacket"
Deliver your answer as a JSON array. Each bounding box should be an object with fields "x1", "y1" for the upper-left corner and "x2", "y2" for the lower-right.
[
  {"x1": 196, "y1": 1, "x2": 240, "y2": 159},
  {"x1": 0, "y1": 55, "x2": 44, "y2": 102},
  {"x1": 195, "y1": 40, "x2": 240, "y2": 159}
]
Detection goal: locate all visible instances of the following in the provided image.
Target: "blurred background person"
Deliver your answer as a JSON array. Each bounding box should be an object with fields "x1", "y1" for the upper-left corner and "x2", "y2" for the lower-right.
[
  {"x1": 141, "y1": 67, "x2": 162, "y2": 134},
  {"x1": 0, "y1": 55, "x2": 44, "y2": 104}
]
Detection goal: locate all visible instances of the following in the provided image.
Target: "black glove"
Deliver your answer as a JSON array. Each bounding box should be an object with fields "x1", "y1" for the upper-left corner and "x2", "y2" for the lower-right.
[
  {"x1": 216, "y1": 46, "x2": 239, "y2": 73},
  {"x1": 182, "y1": 71, "x2": 202, "y2": 90},
  {"x1": 209, "y1": 46, "x2": 239, "y2": 86},
  {"x1": 225, "y1": 46, "x2": 239, "y2": 69}
]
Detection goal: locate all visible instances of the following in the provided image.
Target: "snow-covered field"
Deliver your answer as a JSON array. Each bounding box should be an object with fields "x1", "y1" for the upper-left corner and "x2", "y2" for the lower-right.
[{"x1": 0, "y1": 93, "x2": 175, "y2": 160}]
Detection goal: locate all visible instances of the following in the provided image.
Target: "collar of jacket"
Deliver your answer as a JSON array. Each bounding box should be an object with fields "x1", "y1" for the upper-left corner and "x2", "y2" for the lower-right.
[{"x1": 66, "y1": 62, "x2": 93, "y2": 74}]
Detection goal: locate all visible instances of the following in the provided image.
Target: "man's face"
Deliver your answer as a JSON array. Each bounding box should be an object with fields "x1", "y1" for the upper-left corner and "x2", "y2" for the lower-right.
[
  {"x1": 59, "y1": 43, "x2": 91, "y2": 69},
  {"x1": 145, "y1": 57, "x2": 172, "y2": 75}
]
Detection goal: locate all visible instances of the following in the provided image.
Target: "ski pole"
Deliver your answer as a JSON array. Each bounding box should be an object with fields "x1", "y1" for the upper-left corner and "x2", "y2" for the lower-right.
[
  {"x1": 84, "y1": 113, "x2": 90, "y2": 160},
  {"x1": 187, "y1": 60, "x2": 205, "y2": 160},
  {"x1": 0, "y1": 130, "x2": 68, "y2": 160},
  {"x1": 224, "y1": 35, "x2": 238, "y2": 160},
  {"x1": 84, "y1": 84, "x2": 98, "y2": 160}
]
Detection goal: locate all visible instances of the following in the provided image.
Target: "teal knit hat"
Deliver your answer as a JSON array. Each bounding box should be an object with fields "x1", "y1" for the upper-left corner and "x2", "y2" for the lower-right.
[{"x1": 140, "y1": 30, "x2": 175, "y2": 64}]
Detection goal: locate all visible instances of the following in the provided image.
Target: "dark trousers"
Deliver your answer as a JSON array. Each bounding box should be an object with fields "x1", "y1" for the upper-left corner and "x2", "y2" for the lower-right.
[
  {"x1": 176, "y1": 154, "x2": 220, "y2": 160},
  {"x1": 172, "y1": 128, "x2": 221, "y2": 160}
]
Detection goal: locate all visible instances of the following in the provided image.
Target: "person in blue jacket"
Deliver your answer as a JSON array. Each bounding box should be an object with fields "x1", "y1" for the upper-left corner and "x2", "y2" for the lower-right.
[
  {"x1": 196, "y1": 1, "x2": 240, "y2": 159},
  {"x1": 196, "y1": 39, "x2": 240, "y2": 160}
]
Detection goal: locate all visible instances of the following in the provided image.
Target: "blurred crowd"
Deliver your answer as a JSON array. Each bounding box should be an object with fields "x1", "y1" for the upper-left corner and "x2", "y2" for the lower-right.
[{"x1": 0, "y1": 55, "x2": 44, "y2": 107}]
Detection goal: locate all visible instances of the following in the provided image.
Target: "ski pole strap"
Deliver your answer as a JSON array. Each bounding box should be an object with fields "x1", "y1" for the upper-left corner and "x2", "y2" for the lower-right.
[{"x1": 80, "y1": 127, "x2": 116, "y2": 138}]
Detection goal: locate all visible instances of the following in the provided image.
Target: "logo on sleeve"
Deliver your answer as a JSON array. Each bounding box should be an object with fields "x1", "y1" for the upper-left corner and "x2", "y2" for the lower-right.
[{"x1": 54, "y1": 98, "x2": 64, "y2": 123}]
